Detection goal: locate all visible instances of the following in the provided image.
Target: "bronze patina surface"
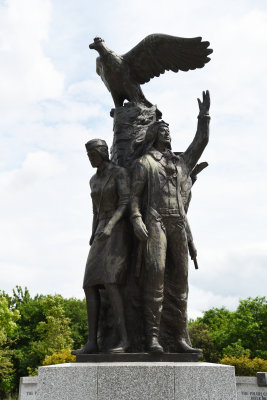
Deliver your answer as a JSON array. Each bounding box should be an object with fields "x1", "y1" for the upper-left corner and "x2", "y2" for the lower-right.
[{"x1": 72, "y1": 34, "x2": 212, "y2": 358}]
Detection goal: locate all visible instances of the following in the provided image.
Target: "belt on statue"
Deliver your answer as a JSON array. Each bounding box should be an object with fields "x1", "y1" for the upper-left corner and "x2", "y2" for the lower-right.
[
  {"x1": 98, "y1": 210, "x2": 115, "y2": 220},
  {"x1": 158, "y1": 207, "x2": 181, "y2": 216}
]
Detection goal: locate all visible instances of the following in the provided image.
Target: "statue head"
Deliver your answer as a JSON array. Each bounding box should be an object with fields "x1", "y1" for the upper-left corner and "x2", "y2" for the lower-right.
[
  {"x1": 144, "y1": 121, "x2": 171, "y2": 152},
  {"x1": 85, "y1": 139, "x2": 109, "y2": 168},
  {"x1": 89, "y1": 37, "x2": 105, "y2": 50}
]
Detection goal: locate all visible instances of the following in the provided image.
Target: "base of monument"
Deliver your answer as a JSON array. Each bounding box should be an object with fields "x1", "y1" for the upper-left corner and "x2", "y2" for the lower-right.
[
  {"x1": 75, "y1": 352, "x2": 201, "y2": 363},
  {"x1": 36, "y1": 362, "x2": 237, "y2": 400}
]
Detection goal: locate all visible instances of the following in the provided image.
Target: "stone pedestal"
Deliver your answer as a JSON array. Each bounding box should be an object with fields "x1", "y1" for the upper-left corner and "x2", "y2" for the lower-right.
[
  {"x1": 236, "y1": 375, "x2": 267, "y2": 400},
  {"x1": 36, "y1": 362, "x2": 237, "y2": 400},
  {"x1": 75, "y1": 352, "x2": 201, "y2": 362},
  {"x1": 19, "y1": 376, "x2": 38, "y2": 400}
]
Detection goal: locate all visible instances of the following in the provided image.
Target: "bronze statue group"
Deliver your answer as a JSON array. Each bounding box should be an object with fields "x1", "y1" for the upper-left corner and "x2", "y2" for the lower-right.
[
  {"x1": 72, "y1": 34, "x2": 212, "y2": 356},
  {"x1": 72, "y1": 90, "x2": 210, "y2": 356}
]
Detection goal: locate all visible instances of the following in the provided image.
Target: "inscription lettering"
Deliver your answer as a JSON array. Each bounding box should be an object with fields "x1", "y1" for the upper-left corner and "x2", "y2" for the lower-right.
[{"x1": 239, "y1": 390, "x2": 267, "y2": 399}]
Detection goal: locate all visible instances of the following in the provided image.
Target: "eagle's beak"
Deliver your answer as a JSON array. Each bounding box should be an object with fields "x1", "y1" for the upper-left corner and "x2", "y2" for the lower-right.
[{"x1": 89, "y1": 42, "x2": 95, "y2": 49}]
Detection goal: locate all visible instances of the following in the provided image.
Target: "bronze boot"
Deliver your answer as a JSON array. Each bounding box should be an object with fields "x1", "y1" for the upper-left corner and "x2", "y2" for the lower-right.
[{"x1": 144, "y1": 291, "x2": 164, "y2": 354}]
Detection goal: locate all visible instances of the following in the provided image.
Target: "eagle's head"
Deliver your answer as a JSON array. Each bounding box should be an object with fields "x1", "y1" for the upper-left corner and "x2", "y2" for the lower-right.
[{"x1": 89, "y1": 37, "x2": 105, "y2": 50}]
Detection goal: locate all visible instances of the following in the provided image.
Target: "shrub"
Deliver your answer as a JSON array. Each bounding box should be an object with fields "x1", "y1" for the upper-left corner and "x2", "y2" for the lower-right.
[
  {"x1": 220, "y1": 356, "x2": 267, "y2": 376},
  {"x1": 42, "y1": 349, "x2": 75, "y2": 366},
  {"x1": 222, "y1": 339, "x2": 251, "y2": 358}
]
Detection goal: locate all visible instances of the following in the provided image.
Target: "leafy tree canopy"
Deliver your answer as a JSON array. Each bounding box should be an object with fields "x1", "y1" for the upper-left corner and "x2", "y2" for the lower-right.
[{"x1": 190, "y1": 296, "x2": 267, "y2": 362}]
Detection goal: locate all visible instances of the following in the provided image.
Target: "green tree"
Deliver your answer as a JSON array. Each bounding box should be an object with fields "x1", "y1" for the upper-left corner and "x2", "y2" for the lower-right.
[
  {"x1": 222, "y1": 339, "x2": 250, "y2": 358},
  {"x1": 30, "y1": 295, "x2": 73, "y2": 362},
  {"x1": 189, "y1": 321, "x2": 219, "y2": 362},
  {"x1": 62, "y1": 297, "x2": 88, "y2": 349},
  {"x1": 0, "y1": 293, "x2": 20, "y2": 398},
  {"x1": 9, "y1": 288, "x2": 74, "y2": 383},
  {"x1": 231, "y1": 297, "x2": 267, "y2": 359},
  {"x1": 9, "y1": 287, "x2": 46, "y2": 382},
  {"x1": 201, "y1": 307, "x2": 234, "y2": 360},
  {"x1": 189, "y1": 297, "x2": 267, "y2": 362}
]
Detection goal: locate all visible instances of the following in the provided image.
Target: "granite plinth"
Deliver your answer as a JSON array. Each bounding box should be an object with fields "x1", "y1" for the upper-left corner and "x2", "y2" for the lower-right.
[
  {"x1": 76, "y1": 352, "x2": 201, "y2": 363},
  {"x1": 19, "y1": 376, "x2": 38, "y2": 400},
  {"x1": 36, "y1": 362, "x2": 237, "y2": 400},
  {"x1": 236, "y1": 376, "x2": 267, "y2": 400}
]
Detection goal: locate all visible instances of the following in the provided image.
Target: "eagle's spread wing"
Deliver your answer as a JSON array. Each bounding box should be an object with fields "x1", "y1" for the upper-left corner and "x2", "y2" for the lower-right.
[{"x1": 122, "y1": 34, "x2": 213, "y2": 84}]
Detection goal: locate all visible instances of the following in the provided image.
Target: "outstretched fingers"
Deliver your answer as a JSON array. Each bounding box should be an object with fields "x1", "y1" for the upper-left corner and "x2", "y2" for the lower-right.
[
  {"x1": 205, "y1": 90, "x2": 210, "y2": 107},
  {"x1": 197, "y1": 90, "x2": 210, "y2": 113}
]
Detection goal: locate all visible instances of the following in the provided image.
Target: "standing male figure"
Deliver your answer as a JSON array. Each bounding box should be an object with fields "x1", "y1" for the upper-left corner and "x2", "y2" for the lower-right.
[{"x1": 131, "y1": 91, "x2": 210, "y2": 353}]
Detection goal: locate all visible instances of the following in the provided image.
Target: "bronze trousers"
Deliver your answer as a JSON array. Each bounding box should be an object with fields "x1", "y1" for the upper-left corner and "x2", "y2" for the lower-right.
[{"x1": 143, "y1": 213, "x2": 189, "y2": 340}]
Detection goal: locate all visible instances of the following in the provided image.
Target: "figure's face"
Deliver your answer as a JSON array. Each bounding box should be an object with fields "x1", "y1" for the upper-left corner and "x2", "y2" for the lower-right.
[
  {"x1": 155, "y1": 125, "x2": 171, "y2": 146},
  {"x1": 87, "y1": 149, "x2": 103, "y2": 168}
]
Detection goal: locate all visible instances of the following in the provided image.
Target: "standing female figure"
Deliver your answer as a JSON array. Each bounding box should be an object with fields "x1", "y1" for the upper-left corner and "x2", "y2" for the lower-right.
[{"x1": 72, "y1": 139, "x2": 129, "y2": 354}]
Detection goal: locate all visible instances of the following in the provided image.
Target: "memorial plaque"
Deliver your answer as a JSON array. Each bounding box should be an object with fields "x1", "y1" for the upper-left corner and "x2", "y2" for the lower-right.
[
  {"x1": 236, "y1": 376, "x2": 267, "y2": 400},
  {"x1": 18, "y1": 376, "x2": 38, "y2": 400}
]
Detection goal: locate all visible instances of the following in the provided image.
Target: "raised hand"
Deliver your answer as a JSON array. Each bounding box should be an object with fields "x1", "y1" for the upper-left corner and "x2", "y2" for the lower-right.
[{"x1": 197, "y1": 90, "x2": 210, "y2": 116}]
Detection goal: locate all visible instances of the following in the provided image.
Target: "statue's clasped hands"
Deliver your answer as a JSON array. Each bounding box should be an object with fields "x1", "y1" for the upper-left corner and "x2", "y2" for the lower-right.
[{"x1": 133, "y1": 217, "x2": 148, "y2": 241}]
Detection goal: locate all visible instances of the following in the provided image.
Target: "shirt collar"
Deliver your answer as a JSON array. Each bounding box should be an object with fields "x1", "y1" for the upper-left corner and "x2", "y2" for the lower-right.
[
  {"x1": 149, "y1": 148, "x2": 178, "y2": 162},
  {"x1": 148, "y1": 148, "x2": 164, "y2": 161},
  {"x1": 97, "y1": 161, "x2": 113, "y2": 176}
]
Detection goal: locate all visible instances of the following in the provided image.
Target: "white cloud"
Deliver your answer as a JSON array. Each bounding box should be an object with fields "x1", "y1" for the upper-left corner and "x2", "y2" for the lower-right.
[
  {"x1": 0, "y1": 0, "x2": 64, "y2": 108},
  {"x1": 0, "y1": 151, "x2": 65, "y2": 197},
  {"x1": 188, "y1": 285, "x2": 239, "y2": 319}
]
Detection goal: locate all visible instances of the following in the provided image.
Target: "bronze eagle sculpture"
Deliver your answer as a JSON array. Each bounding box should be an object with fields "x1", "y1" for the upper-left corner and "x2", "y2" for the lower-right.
[{"x1": 89, "y1": 34, "x2": 213, "y2": 108}]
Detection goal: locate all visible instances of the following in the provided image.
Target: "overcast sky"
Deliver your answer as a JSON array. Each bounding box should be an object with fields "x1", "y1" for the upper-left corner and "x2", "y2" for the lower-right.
[{"x1": 1, "y1": 0, "x2": 266, "y2": 318}]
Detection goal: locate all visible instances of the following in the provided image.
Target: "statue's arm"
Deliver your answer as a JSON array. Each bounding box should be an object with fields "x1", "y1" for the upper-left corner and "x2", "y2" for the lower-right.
[
  {"x1": 89, "y1": 177, "x2": 98, "y2": 245},
  {"x1": 130, "y1": 161, "x2": 148, "y2": 241},
  {"x1": 182, "y1": 90, "x2": 210, "y2": 174},
  {"x1": 97, "y1": 169, "x2": 129, "y2": 240},
  {"x1": 98, "y1": 168, "x2": 130, "y2": 241},
  {"x1": 109, "y1": 168, "x2": 129, "y2": 225},
  {"x1": 89, "y1": 210, "x2": 98, "y2": 245}
]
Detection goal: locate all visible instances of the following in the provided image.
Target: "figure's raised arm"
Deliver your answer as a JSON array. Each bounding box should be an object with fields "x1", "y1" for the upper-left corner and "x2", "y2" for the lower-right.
[{"x1": 182, "y1": 90, "x2": 210, "y2": 173}]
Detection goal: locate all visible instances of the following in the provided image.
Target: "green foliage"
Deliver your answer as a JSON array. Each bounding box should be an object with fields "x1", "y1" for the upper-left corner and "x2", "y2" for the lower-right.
[
  {"x1": 189, "y1": 307, "x2": 233, "y2": 362},
  {"x1": 220, "y1": 356, "x2": 267, "y2": 376},
  {"x1": 27, "y1": 367, "x2": 39, "y2": 377},
  {"x1": 189, "y1": 321, "x2": 219, "y2": 362},
  {"x1": 3, "y1": 287, "x2": 79, "y2": 398},
  {"x1": 43, "y1": 349, "x2": 76, "y2": 366},
  {"x1": 0, "y1": 292, "x2": 20, "y2": 398},
  {"x1": 202, "y1": 307, "x2": 234, "y2": 357},
  {"x1": 61, "y1": 297, "x2": 88, "y2": 349},
  {"x1": 222, "y1": 339, "x2": 250, "y2": 358},
  {"x1": 255, "y1": 350, "x2": 267, "y2": 359},
  {"x1": 30, "y1": 295, "x2": 73, "y2": 360},
  {"x1": 10, "y1": 287, "x2": 47, "y2": 384},
  {"x1": 232, "y1": 297, "x2": 267, "y2": 359},
  {"x1": 190, "y1": 297, "x2": 267, "y2": 362},
  {"x1": 0, "y1": 294, "x2": 20, "y2": 345}
]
